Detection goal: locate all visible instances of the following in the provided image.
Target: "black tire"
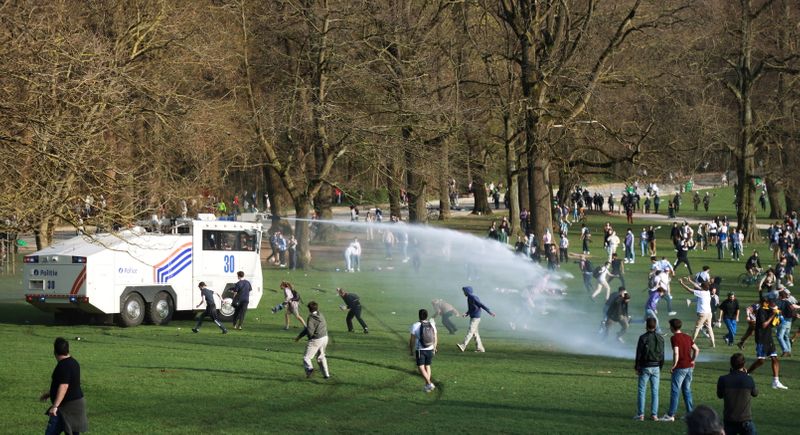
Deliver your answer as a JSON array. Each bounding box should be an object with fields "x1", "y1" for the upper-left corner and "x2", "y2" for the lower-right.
[
  {"x1": 146, "y1": 291, "x2": 174, "y2": 326},
  {"x1": 737, "y1": 273, "x2": 753, "y2": 286},
  {"x1": 117, "y1": 292, "x2": 145, "y2": 327}
]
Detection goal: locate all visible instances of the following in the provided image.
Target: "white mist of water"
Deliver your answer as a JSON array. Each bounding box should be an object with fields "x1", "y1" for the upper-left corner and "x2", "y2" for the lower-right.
[{"x1": 289, "y1": 217, "x2": 641, "y2": 359}]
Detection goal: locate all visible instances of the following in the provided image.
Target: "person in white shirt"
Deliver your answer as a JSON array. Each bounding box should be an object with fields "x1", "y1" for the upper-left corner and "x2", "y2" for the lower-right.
[
  {"x1": 592, "y1": 262, "x2": 616, "y2": 301},
  {"x1": 409, "y1": 309, "x2": 438, "y2": 392},
  {"x1": 679, "y1": 278, "x2": 715, "y2": 348},
  {"x1": 607, "y1": 231, "x2": 620, "y2": 262}
]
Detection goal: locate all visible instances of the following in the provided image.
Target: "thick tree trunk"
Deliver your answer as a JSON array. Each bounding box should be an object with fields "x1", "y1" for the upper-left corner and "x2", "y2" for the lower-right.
[
  {"x1": 736, "y1": 149, "x2": 758, "y2": 242},
  {"x1": 765, "y1": 176, "x2": 784, "y2": 219},
  {"x1": 405, "y1": 138, "x2": 427, "y2": 223},
  {"x1": 471, "y1": 169, "x2": 492, "y2": 215},
  {"x1": 529, "y1": 148, "x2": 553, "y2": 239},
  {"x1": 313, "y1": 188, "x2": 335, "y2": 241},
  {"x1": 294, "y1": 198, "x2": 313, "y2": 269},
  {"x1": 387, "y1": 159, "x2": 402, "y2": 219},
  {"x1": 504, "y1": 114, "x2": 519, "y2": 235},
  {"x1": 786, "y1": 184, "x2": 800, "y2": 214}
]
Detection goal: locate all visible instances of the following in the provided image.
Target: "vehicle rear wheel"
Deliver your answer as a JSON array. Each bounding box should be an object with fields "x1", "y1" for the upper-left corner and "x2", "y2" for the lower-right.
[
  {"x1": 117, "y1": 293, "x2": 145, "y2": 327},
  {"x1": 146, "y1": 292, "x2": 174, "y2": 325}
]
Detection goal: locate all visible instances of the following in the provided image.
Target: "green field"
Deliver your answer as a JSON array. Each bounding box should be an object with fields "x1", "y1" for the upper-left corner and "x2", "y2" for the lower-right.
[{"x1": 1, "y1": 187, "x2": 797, "y2": 434}]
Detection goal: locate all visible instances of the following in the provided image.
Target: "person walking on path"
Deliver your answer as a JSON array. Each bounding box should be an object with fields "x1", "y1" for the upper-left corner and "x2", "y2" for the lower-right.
[
  {"x1": 430, "y1": 299, "x2": 459, "y2": 334},
  {"x1": 231, "y1": 271, "x2": 251, "y2": 330},
  {"x1": 634, "y1": 317, "x2": 664, "y2": 421},
  {"x1": 457, "y1": 286, "x2": 496, "y2": 353},
  {"x1": 40, "y1": 337, "x2": 88, "y2": 435},
  {"x1": 337, "y1": 288, "x2": 369, "y2": 333},
  {"x1": 660, "y1": 318, "x2": 699, "y2": 422},
  {"x1": 409, "y1": 309, "x2": 438, "y2": 392},
  {"x1": 294, "y1": 301, "x2": 330, "y2": 379},
  {"x1": 717, "y1": 353, "x2": 758, "y2": 435},
  {"x1": 192, "y1": 282, "x2": 228, "y2": 334}
]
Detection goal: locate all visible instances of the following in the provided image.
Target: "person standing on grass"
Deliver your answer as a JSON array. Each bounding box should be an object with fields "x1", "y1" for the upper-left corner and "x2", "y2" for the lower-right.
[
  {"x1": 192, "y1": 282, "x2": 228, "y2": 334},
  {"x1": 231, "y1": 271, "x2": 251, "y2": 330},
  {"x1": 634, "y1": 317, "x2": 664, "y2": 421},
  {"x1": 719, "y1": 292, "x2": 740, "y2": 346},
  {"x1": 580, "y1": 223, "x2": 591, "y2": 255},
  {"x1": 409, "y1": 309, "x2": 438, "y2": 393},
  {"x1": 295, "y1": 301, "x2": 330, "y2": 379},
  {"x1": 457, "y1": 286, "x2": 495, "y2": 353},
  {"x1": 640, "y1": 228, "x2": 649, "y2": 257},
  {"x1": 431, "y1": 299, "x2": 459, "y2": 334},
  {"x1": 717, "y1": 353, "x2": 758, "y2": 435},
  {"x1": 660, "y1": 318, "x2": 699, "y2": 422},
  {"x1": 624, "y1": 228, "x2": 635, "y2": 264},
  {"x1": 40, "y1": 337, "x2": 88, "y2": 435},
  {"x1": 679, "y1": 277, "x2": 715, "y2": 348},
  {"x1": 747, "y1": 296, "x2": 788, "y2": 390},
  {"x1": 775, "y1": 290, "x2": 799, "y2": 357},
  {"x1": 337, "y1": 288, "x2": 369, "y2": 334}
]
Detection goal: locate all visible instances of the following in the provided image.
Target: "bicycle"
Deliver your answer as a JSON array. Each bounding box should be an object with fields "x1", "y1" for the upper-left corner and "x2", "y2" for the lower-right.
[{"x1": 738, "y1": 269, "x2": 766, "y2": 286}]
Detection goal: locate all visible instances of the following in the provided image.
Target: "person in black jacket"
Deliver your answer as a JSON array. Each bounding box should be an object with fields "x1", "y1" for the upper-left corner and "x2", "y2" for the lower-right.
[
  {"x1": 717, "y1": 353, "x2": 757, "y2": 435},
  {"x1": 634, "y1": 317, "x2": 664, "y2": 421},
  {"x1": 603, "y1": 288, "x2": 630, "y2": 343},
  {"x1": 231, "y1": 271, "x2": 252, "y2": 330},
  {"x1": 192, "y1": 282, "x2": 228, "y2": 334},
  {"x1": 337, "y1": 288, "x2": 368, "y2": 334}
]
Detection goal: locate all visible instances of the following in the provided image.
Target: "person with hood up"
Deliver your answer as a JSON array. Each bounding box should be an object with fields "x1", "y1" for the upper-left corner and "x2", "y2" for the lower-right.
[{"x1": 457, "y1": 286, "x2": 496, "y2": 353}]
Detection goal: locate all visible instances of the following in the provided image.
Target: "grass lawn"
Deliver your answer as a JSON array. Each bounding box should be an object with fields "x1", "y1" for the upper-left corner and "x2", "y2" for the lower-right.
[{"x1": 0, "y1": 190, "x2": 796, "y2": 434}]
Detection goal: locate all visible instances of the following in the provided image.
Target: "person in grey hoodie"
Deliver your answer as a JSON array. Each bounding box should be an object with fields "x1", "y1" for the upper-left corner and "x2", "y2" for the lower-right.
[
  {"x1": 294, "y1": 301, "x2": 330, "y2": 379},
  {"x1": 457, "y1": 286, "x2": 496, "y2": 353}
]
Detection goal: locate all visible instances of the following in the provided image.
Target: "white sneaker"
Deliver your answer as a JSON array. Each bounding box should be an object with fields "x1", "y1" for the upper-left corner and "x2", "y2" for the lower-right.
[
  {"x1": 668, "y1": 311, "x2": 678, "y2": 316},
  {"x1": 428, "y1": 383, "x2": 436, "y2": 391},
  {"x1": 686, "y1": 298, "x2": 692, "y2": 307},
  {"x1": 772, "y1": 381, "x2": 788, "y2": 390},
  {"x1": 617, "y1": 336, "x2": 625, "y2": 344}
]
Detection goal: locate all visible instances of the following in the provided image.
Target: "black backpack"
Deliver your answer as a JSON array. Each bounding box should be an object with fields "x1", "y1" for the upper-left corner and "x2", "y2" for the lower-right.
[
  {"x1": 592, "y1": 266, "x2": 603, "y2": 279},
  {"x1": 418, "y1": 321, "x2": 435, "y2": 347},
  {"x1": 291, "y1": 290, "x2": 301, "y2": 302}
]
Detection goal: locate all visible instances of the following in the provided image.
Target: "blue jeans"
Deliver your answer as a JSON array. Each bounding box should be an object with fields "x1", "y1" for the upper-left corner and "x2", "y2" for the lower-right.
[
  {"x1": 640, "y1": 240, "x2": 648, "y2": 256},
  {"x1": 776, "y1": 319, "x2": 792, "y2": 353},
  {"x1": 45, "y1": 413, "x2": 80, "y2": 435},
  {"x1": 724, "y1": 318, "x2": 738, "y2": 344},
  {"x1": 667, "y1": 368, "x2": 694, "y2": 416},
  {"x1": 625, "y1": 245, "x2": 634, "y2": 262},
  {"x1": 637, "y1": 367, "x2": 660, "y2": 417}
]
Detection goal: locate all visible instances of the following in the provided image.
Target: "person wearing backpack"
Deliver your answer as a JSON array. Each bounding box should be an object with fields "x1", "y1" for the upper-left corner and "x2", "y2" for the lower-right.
[
  {"x1": 409, "y1": 309, "x2": 438, "y2": 392},
  {"x1": 634, "y1": 317, "x2": 665, "y2": 421},
  {"x1": 272, "y1": 281, "x2": 306, "y2": 330}
]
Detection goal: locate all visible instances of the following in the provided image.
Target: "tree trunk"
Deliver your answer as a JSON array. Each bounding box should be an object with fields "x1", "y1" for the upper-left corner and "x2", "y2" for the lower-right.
[
  {"x1": 518, "y1": 151, "x2": 529, "y2": 212},
  {"x1": 438, "y1": 139, "x2": 451, "y2": 220},
  {"x1": 504, "y1": 114, "x2": 519, "y2": 235},
  {"x1": 786, "y1": 184, "x2": 800, "y2": 214},
  {"x1": 529, "y1": 148, "x2": 553, "y2": 239},
  {"x1": 765, "y1": 176, "x2": 784, "y2": 219},
  {"x1": 387, "y1": 159, "x2": 402, "y2": 219},
  {"x1": 405, "y1": 136, "x2": 427, "y2": 223},
  {"x1": 294, "y1": 198, "x2": 313, "y2": 268},
  {"x1": 313, "y1": 188, "x2": 335, "y2": 241},
  {"x1": 734, "y1": 3, "x2": 758, "y2": 243}
]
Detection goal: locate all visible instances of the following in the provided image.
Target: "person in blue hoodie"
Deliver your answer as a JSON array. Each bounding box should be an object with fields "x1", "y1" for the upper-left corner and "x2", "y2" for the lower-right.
[{"x1": 457, "y1": 286, "x2": 496, "y2": 353}]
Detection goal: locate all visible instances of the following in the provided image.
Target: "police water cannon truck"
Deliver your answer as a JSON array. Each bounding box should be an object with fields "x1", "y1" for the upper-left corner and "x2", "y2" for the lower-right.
[{"x1": 23, "y1": 217, "x2": 263, "y2": 326}]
